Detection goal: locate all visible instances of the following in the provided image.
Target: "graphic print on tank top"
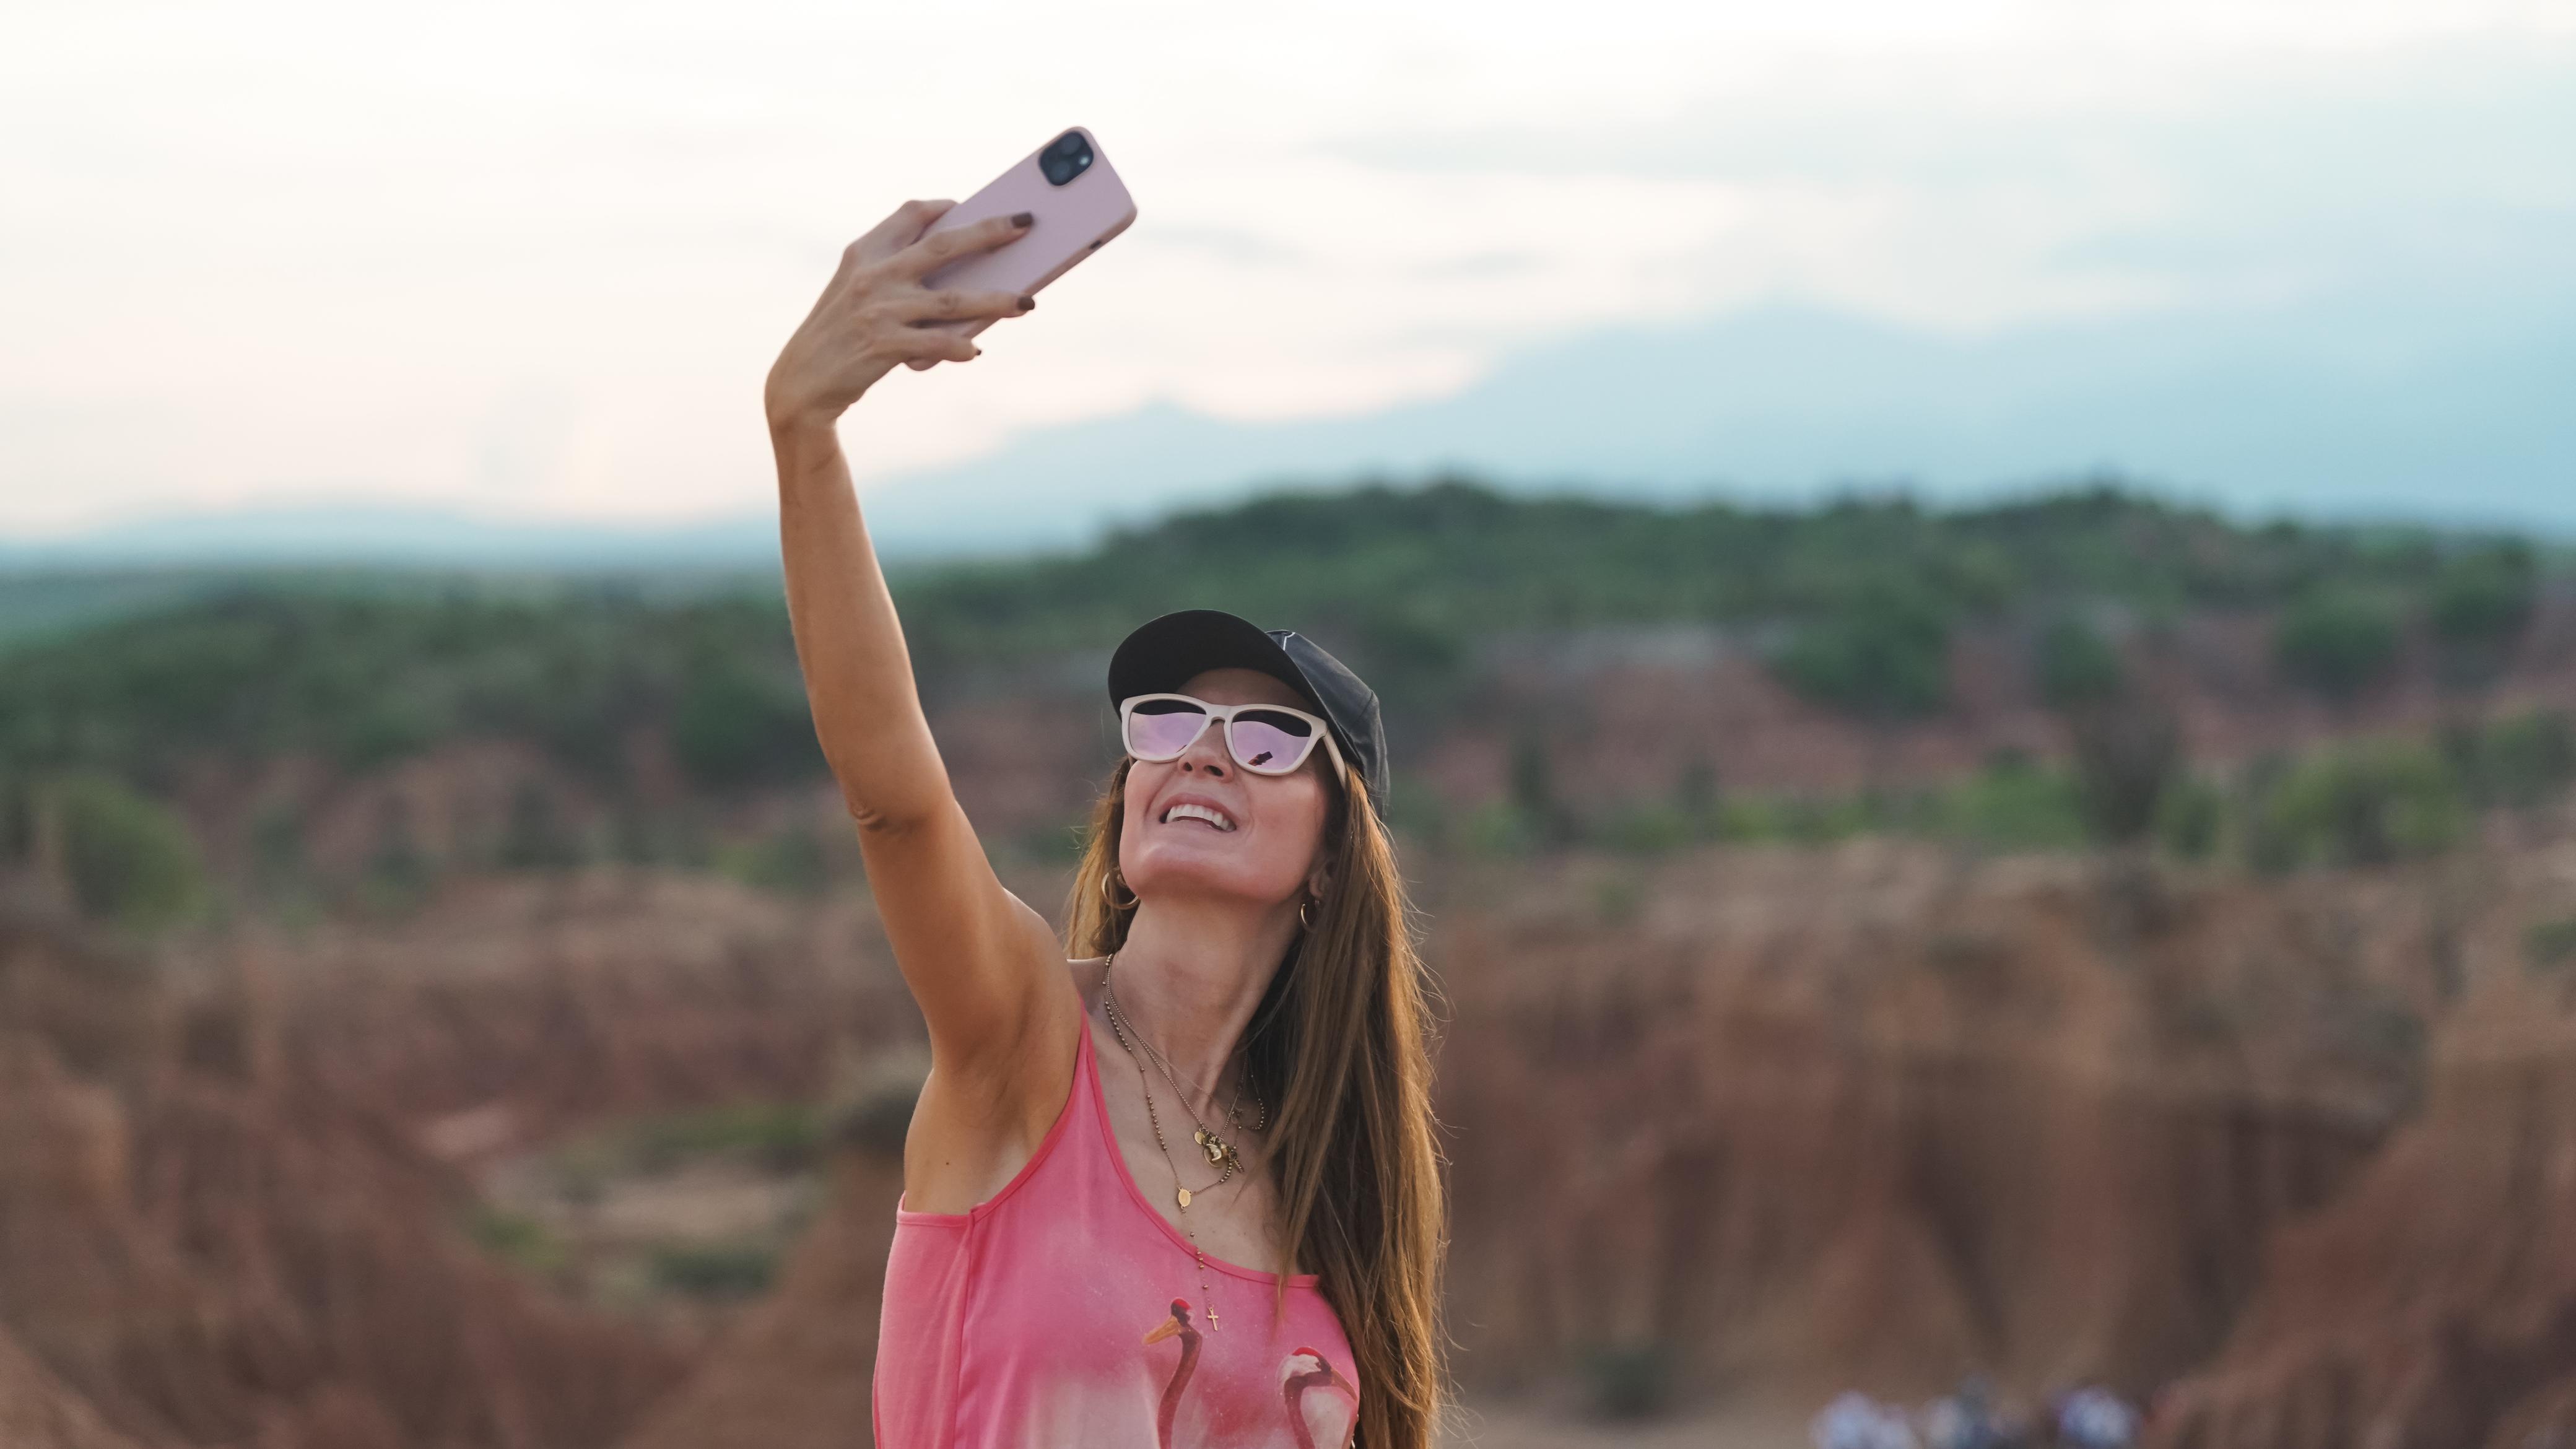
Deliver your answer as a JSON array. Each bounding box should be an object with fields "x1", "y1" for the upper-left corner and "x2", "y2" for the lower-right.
[
  {"x1": 871, "y1": 1022, "x2": 1363, "y2": 1449},
  {"x1": 1137, "y1": 1297, "x2": 1359, "y2": 1449}
]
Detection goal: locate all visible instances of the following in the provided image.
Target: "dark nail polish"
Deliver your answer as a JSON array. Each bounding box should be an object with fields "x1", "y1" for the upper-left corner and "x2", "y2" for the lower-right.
[
  {"x1": 1009, "y1": 211, "x2": 1034, "y2": 228},
  {"x1": 1017, "y1": 295, "x2": 1035, "y2": 311}
]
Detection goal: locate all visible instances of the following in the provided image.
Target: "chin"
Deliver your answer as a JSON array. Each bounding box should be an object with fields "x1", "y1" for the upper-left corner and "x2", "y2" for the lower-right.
[
  {"x1": 1128, "y1": 864, "x2": 1294, "y2": 907},
  {"x1": 1124, "y1": 848, "x2": 1299, "y2": 908}
]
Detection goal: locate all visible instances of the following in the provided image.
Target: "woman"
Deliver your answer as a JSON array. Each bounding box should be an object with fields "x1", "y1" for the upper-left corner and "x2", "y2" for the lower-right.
[{"x1": 764, "y1": 199, "x2": 1447, "y2": 1449}]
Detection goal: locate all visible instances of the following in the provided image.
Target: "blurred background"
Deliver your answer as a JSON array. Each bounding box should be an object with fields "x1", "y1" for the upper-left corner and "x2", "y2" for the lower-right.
[{"x1": 5, "y1": 2, "x2": 2575, "y2": 1446}]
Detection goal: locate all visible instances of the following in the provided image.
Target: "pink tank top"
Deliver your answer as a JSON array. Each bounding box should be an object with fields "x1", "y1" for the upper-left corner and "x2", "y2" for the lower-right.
[{"x1": 874, "y1": 1022, "x2": 1362, "y2": 1449}]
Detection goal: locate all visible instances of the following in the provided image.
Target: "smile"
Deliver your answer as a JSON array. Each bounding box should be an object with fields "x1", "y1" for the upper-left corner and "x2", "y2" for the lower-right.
[{"x1": 1160, "y1": 803, "x2": 1237, "y2": 832}]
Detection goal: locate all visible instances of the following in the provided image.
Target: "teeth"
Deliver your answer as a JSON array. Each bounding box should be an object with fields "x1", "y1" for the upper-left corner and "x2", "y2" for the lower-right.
[{"x1": 1162, "y1": 803, "x2": 1236, "y2": 832}]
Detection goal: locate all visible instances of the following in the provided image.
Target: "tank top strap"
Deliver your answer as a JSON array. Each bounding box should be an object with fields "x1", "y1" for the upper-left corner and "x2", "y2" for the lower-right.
[{"x1": 1010, "y1": 1008, "x2": 1114, "y2": 1212}]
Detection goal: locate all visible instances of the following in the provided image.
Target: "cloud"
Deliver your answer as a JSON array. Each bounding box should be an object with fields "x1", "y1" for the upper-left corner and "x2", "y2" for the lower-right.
[{"x1": 1, "y1": 0, "x2": 2570, "y2": 532}]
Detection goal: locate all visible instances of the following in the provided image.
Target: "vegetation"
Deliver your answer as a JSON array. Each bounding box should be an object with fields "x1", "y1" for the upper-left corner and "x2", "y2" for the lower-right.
[
  {"x1": 2034, "y1": 614, "x2": 2125, "y2": 711},
  {"x1": 564, "y1": 1102, "x2": 827, "y2": 1178},
  {"x1": 1579, "y1": 1341, "x2": 1676, "y2": 1420},
  {"x1": 2274, "y1": 588, "x2": 2403, "y2": 707},
  {"x1": 2428, "y1": 542, "x2": 2538, "y2": 692},
  {"x1": 1773, "y1": 581, "x2": 1950, "y2": 720},
  {"x1": 649, "y1": 1242, "x2": 779, "y2": 1299},
  {"x1": 45, "y1": 773, "x2": 206, "y2": 929},
  {"x1": 464, "y1": 1206, "x2": 568, "y2": 1276},
  {"x1": 1, "y1": 481, "x2": 2551, "y2": 784},
  {"x1": 2, "y1": 478, "x2": 2568, "y2": 892}
]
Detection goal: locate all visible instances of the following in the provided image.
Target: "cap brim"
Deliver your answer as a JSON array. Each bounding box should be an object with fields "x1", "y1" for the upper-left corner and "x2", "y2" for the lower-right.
[{"x1": 1108, "y1": 609, "x2": 1326, "y2": 716}]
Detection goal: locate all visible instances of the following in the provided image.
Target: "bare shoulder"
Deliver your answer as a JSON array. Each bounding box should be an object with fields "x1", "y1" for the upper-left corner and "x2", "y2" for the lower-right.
[{"x1": 1066, "y1": 954, "x2": 1110, "y2": 1011}]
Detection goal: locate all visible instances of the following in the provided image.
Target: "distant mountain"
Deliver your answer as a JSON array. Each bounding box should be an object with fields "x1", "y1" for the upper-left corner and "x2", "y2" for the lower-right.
[
  {"x1": 854, "y1": 294, "x2": 2576, "y2": 553},
  {"x1": 8, "y1": 292, "x2": 2570, "y2": 568},
  {"x1": 0, "y1": 506, "x2": 780, "y2": 570}
]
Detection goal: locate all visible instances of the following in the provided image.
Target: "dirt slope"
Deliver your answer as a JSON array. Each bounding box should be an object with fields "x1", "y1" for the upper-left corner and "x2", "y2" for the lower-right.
[
  {"x1": 0, "y1": 1323, "x2": 145, "y2": 1449},
  {"x1": 9, "y1": 836, "x2": 2575, "y2": 1444},
  {"x1": 615, "y1": 1150, "x2": 907, "y2": 1449},
  {"x1": 1431, "y1": 844, "x2": 2452, "y2": 1403},
  {"x1": 2146, "y1": 991, "x2": 2576, "y2": 1448}
]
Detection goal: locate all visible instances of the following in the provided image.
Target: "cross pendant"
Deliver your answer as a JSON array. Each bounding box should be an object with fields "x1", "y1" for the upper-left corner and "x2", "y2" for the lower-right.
[{"x1": 1206, "y1": 1305, "x2": 1221, "y2": 1331}]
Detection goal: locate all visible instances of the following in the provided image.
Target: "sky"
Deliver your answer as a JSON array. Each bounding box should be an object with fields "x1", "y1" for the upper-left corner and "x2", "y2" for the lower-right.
[{"x1": 4, "y1": 0, "x2": 2573, "y2": 539}]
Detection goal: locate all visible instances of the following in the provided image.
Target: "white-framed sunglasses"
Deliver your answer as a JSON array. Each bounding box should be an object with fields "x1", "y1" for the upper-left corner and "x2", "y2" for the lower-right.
[{"x1": 1118, "y1": 692, "x2": 1349, "y2": 780}]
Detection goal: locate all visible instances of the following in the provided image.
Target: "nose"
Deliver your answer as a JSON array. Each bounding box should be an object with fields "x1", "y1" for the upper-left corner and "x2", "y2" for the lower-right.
[{"x1": 1178, "y1": 721, "x2": 1230, "y2": 779}]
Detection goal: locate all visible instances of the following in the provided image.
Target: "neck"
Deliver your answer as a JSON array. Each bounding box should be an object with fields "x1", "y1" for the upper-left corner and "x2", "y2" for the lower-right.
[{"x1": 1108, "y1": 890, "x2": 1297, "y2": 1117}]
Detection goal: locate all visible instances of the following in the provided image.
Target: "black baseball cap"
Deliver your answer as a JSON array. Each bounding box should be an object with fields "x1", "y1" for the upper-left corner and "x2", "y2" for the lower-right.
[{"x1": 1107, "y1": 609, "x2": 1389, "y2": 816}]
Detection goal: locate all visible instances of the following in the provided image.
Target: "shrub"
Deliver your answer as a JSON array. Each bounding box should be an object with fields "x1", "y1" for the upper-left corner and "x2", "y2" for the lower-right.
[
  {"x1": 360, "y1": 797, "x2": 434, "y2": 915},
  {"x1": 671, "y1": 658, "x2": 824, "y2": 788},
  {"x1": 247, "y1": 798, "x2": 308, "y2": 897},
  {"x1": 649, "y1": 1242, "x2": 777, "y2": 1299},
  {"x1": 2526, "y1": 917, "x2": 2576, "y2": 973},
  {"x1": 1459, "y1": 800, "x2": 1543, "y2": 858},
  {"x1": 1674, "y1": 758, "x2": 1720, "y2": 833},
  {"x1": 2155, "y1": 776, "x2": 2226, "y2": 861},
  {"x1": 2427, "y1": 544, "x2": 2536, "y2": 691},
  {"x1": 497, "y1": 781, "x2": 581, "y2": 871},
  {"x1": 2450, "y1": 709, "x2": 2576, "y2": 810},
  {"x1": 1592, "y1": 871, "x2": 1647, "y2": 925},
  {"x1": 620, "y1": 1103, "x2": 823, "y2": 1175},
  {"x1": 2253, "y1": 742, "x2": 2465, "y2": 868},
  {"x1": 0, "y1": 770, "x2": 30, "y2": 863},
  {"x1": 50, "y1": 774, "x2": 204, "y2": 930},
  {"x1": 2068, "y1": 701, "x2": 2182, "y2": 846},
  {"x1": 1773, "y1": 585, "x2": 1951, "y2": 720},
  {"x1": 464, "y1": 1207, "x2": 565, "y2": 1274},
  {"x1": 2274, "y1": 590, "x2": 2401, "y2": 706},
  {"x1": 1506, "y1": 729, "x2": 1574, "y2": 846},
  {"x1": 716, "y1": 823, "x2": 830, "y2": 895},
  {"x1": 2035, "y1": 615, "x2": 2124, "y2": 710},
  {"x1": 1580, "y1": 1341, "x2": 1674, "y2": 1420},
  {"x1": 1598, "y1": 804, "x2": 1694, "y2": 855},
  {"x1": 1942, "y1": 759, "x2": 2089, "y2": 851}
]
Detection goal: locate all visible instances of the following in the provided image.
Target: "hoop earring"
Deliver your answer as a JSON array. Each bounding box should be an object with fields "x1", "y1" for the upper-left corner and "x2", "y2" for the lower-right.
[
  {"x1": 1298, "y1": 895, "x2": 1318, "y2": 931},
  {"x1": 1100, "y1": 871, "x2": 1138, "y2": 911}
]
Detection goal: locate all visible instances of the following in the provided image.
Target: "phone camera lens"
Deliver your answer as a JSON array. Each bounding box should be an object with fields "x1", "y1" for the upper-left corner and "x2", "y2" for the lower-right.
[{"x1": 1038, "y1": 129, "x2": 1095, "y2": 187}]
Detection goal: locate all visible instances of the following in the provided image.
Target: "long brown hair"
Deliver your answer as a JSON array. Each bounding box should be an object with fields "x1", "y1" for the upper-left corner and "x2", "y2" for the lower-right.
[{"x1": 1066, "y1": 755, "x2": 1447, "y2": 1449}]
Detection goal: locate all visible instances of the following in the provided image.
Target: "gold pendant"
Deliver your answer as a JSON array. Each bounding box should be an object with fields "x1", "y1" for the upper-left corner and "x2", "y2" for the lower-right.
[
  {"x1": 1198, "y1": 1132, "x2": 1229, "y2": 1166},
  {"x1": 1176, "y1": 1187, "x2": 1192, "y2": 1208}
]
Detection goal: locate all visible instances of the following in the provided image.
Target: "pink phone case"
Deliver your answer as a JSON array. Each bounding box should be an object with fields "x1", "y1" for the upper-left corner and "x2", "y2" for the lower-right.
[{"x1": 920, "y1": 126, "x2": 1137, "y2": 336}]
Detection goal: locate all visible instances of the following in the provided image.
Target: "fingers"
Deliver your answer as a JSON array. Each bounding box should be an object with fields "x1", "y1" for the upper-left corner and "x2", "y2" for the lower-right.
[
  {"x1": 892, "y1": 287, "x2": 1035, "y2": 324},
  {"x1": 840, "y1": 199, "x2": 956, "y2": 276},
  {"x1": 886, "y1": 211, "x2": 1035, "y2": 279},
  {"x1": 895, "y1": 326, "x2": 980, "y2": 368}
]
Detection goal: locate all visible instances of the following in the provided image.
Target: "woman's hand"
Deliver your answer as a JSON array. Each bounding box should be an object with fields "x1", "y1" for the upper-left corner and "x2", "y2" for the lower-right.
[{"x1": 763, "y1": 199, "x2": 1037, "y2": 433}]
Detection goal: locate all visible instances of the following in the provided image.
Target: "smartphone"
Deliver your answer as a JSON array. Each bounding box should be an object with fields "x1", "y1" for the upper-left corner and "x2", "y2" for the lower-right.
[{"x1": 919, "y1": 126, "x2": 1137, "y2": 336}]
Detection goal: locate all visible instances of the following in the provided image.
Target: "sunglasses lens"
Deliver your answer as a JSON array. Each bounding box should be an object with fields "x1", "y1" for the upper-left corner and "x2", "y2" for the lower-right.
[
  {"x1": 1125, "y1": 698, "x2": 1208, "y2": 759},
  {"x1": 1229, "y1": 710, "x2": 1317, "y2": 773}
]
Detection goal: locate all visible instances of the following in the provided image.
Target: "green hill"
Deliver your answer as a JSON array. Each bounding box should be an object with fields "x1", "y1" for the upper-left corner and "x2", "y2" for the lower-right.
[{"x1": 0, "y1": 477, "x2": 2554, "y2": 792}]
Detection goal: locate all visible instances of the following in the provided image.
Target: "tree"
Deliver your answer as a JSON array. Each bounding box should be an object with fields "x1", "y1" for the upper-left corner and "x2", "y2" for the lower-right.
[
  {"x1": 2068, "y1": 703, "x2": 2181, "y2": 846},
  {"x1": 2030, "y1": 616, "x2": 2180, "y2": 848},
  {"x1": 2035, "y1": 614, "x2": 2124, "y2": 711},
  {"x1": 45, "y1": 773, "x2": 204, "y2": 930},
  {"x1": 2427, "y1": 542, "x2": 2536, "y2": 696},
  {"x1": 2274, "y1": 589, "x2": 2400, "y2": 708},
  {"x1": 1773, "y1": 584, "x2": 1951, "y2": 721},
  {"x1": 499, "y1": 781, "x2": 581, "y2": 871},
  {"x1": 671, "y1": 658, "x2": 824, "y2": 788}
]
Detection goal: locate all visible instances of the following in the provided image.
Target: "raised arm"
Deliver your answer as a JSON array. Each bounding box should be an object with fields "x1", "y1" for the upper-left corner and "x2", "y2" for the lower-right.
[{"x1": 762, "y1": 201, "x2": 1080, "y2": 1203}]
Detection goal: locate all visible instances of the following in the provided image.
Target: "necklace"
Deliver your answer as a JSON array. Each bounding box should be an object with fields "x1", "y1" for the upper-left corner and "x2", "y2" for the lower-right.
[
  {"x1": 1101, "y1": 956, "x2": 1266, "y2": 1178},
  {"x1": 1124, "y1": 1005, "x2": 1269, "y2": 1170},
  {"x1": 1100, "y1": 949, "x2": 1265, "y2": 1333}
]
